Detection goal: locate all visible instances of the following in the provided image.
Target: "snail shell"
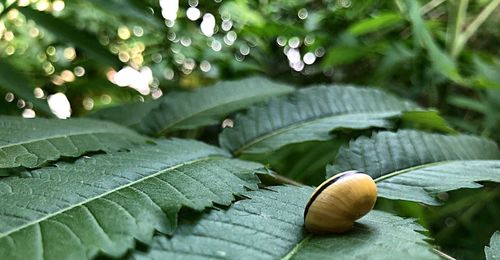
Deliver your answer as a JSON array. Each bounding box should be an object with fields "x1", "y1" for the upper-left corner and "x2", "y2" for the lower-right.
[{"x1": 304, "y1": 171, "x2": 377, "y2": 234}]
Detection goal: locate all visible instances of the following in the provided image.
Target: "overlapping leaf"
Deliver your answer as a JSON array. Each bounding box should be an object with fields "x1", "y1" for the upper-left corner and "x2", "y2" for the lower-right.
[
  {"x1": 0, "y1": 60, "x2": 51, "y2": 115},
  {"x1": 219, "y1": 85, "x2": 440, "y2": 155},
  {"x1": 0, "y1": 116, "x2": 147, "y2": 169},
  {"x1": 0, "y1": 139, "x2": 265, "y2": 260},
  {"x1": 18, "y1": 7, "x2": 121, "y2": 67},
  {"x1": 486, "y1": 231, "x2": 500, "y2": 260},
  {"x1": 328, "y1": 130, "x2": 500, "y2": 204},
  {"x1": 131, "y1": 185, "x2": 438, "y2": 260},
  {"x1": 139, "y1": 77, "x2": 294, "y2": 135},
  {"x1": 88, "y1": 100, "x2": 160, "y2": 128}
]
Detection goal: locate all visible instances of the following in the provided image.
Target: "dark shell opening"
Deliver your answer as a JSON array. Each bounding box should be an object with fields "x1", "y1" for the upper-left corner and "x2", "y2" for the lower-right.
[{"x1": 303, "y1": 171, "x2": 361, "y2": 220}]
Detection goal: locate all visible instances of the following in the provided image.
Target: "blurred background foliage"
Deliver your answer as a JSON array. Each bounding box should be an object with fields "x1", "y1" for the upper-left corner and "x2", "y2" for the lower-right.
[{"x1": 0, "y1": 0, "x2": 499, "y2": 259}]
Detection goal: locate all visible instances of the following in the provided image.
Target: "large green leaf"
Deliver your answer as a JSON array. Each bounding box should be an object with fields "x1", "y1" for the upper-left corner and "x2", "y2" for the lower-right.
[
  {"x1": 0, "y1": 60, "x2": 52, "y2": 115},
  {"x1": 139, "y1": 77, "x2": 294, "y2": 135},
  {"x1": 328, "y1": 130, "x2": 500, "y2": 204},
  {"x1": 0, "y1": 139, "x2": 265, "y2": 260},
  {"x1": 0, "y1": 116, "x2": 147, "y2": 169},
  {"x1": 486, "y1": 231, "x2": 500, "y2": 260},
  {"x1": 219, "y1": 85, "x2": 436, "y2": 155},
  {"x1": 18, "y1": 7, "x2": 121, "y2": 68},
  {"x1": 88, "y1": 100, "x2": 160, "y2": 128},
  {"x1": 131, "y1": 185, "x2": 438, "y2": 260}
]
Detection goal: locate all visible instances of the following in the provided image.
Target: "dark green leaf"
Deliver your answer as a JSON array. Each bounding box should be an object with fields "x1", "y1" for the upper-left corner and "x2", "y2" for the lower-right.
[
  {"x1": 139, "y1": 77, "x2": 294, "y2": 135},
  {"x1": 0, "y1": 116, "x2": 147, "y2": 169},
  {"x1": 130, "y1": 186, "x2": 438, "y2": 260},
  {"x1": 220, "y1": 85, "x2": 437, "y2": 155},
  {"x1": 0, "y1": 139, "x2": 264, "y2": 259},
  {"x1": 18, "y1": 7, "x2": 121, "y2": 68},
  {"x1": 0, "y1": 60, "x2": 51, "y2": 115},
  {"x1": 88, "y1": 100, "x2": 160, "y2": 128},
  {"x1": 328, "y1": 130, "x2": 500, "y2": 204}
]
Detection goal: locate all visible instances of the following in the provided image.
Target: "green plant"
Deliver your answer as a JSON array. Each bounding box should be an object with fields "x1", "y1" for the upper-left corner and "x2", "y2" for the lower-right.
[{"x1": 1, "y1": 78, "x2": 499, "y2": 259}]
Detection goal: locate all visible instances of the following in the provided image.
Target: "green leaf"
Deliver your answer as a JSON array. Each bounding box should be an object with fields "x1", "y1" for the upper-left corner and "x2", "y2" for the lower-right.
[
  {"x1": 219, "y1": 85, "x2": 430, "y2": 155},
  {"x1": 0, "y1": 116, "x2": 147, "y2": 169},
  {"x1": 0, "y1": 139, "x2": 264, "y2": 260},
  {"x1": 401, "y1": 110, "x2": 456, "y2": 133},
  {"x1": 403, "y1": 0, "x2": 462, "y2": 83},
  {"x1": 130, "y1": 185, "x2": 438, "y2": 260},
  {"x1": 18, "y1": 7, "x2": 121, "y2": 68},
  {"x1": 328, "y1": 130, "x2": 500, "y2": 204},
  {"x1": 447, "y1": 95, "x2": 488, "y2": 113},
  {"x1": 322, "y1": 46, "x2": 367, "y2": 66},
  {"x1": 87, "y1": 0, "x2": 162, "y2": 28},
  {"x1": 348, "y1": 12, "x2": 402, "y2": 36},
  {"x1": 88, "y1": 100, "x2": 160, "y2": 128},
  {"x1": 139, "y1": 77, "x2": 294, "y2": 135},
  {"x1": 0, "y1": 60, "x2": 51, "y2": 115},
  {"x1": 472, "y1": 56, "x2": 500, "y2": 88},
  {"x1": 486, "y1": 231, "x2": 500, "y2": 260}
]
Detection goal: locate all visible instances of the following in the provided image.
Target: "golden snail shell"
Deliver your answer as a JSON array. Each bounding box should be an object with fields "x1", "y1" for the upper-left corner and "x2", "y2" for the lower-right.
[{"x1": 304, "y1": 170, "x2": 377, "y2": 234}]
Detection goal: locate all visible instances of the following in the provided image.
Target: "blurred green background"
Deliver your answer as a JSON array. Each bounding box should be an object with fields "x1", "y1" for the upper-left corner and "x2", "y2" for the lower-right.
[{"x1": 0, "y1": 0, "x2": 499, "y2": 259}]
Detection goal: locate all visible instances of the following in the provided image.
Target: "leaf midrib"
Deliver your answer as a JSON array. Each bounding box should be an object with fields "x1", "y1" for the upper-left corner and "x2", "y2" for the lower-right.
[
  {"x1": 0, "y1": 155, "x2": 222, "y2": 238},
  {"x1": 0, "y1": 129, "x2": 136, "y2": 150},
  {"x1": 155, "y1": 88, "x2": 292, "y2": 135},
  {"x1": 233, "y1": 111, "x2": 402, "y2": 155},
  {"x1": 373, "y1": 160, "x2": 454, "y2": 183}
]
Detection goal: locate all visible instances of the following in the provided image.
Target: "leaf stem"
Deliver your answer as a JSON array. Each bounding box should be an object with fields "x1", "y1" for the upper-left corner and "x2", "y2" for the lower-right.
[
  {"x1": 432, "y1": 248, "x2": 457, "y2": 260},
  {"x1": 421, "y1": 0, "x2": 447, "y2": 15},
  {"x1": 267, "y1": 172, "x2": 303, "y2": 186},
  {"x1": 457, "y1": 0, "x2": 500, "y2": 54},
  {"x1": 447, "y1": 0, "x2": 469, "y2": 58}
]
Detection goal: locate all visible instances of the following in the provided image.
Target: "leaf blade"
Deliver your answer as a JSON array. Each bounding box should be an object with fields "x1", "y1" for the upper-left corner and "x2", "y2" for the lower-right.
[
  {"x1": 328, "y1": 130, "x2": 500, "y2": 204},
  {"x1": 0, "y1": 60, "x2": 51, "y2": 115},
  {"x1": 0, "y1": 139, "x2": 265, "y2": 259},
  {"x1": 130, "y1": 185, "x2": 438, "y2": 260},
  {"x1": 219, "y1": 85, "x2": 430, "y2": 155},
  {"x1": 18, "y1": 7, "x2": 120, "y2": 68},
  {"x1": 139, "y1": 77, "x2": 294, "y2": 135},
  {"x1": 0, "y1": 116, "x2": 148, "y2": 169},
  {"x1": 486, "y1": 231, "x2": 500, "y2": 260}
]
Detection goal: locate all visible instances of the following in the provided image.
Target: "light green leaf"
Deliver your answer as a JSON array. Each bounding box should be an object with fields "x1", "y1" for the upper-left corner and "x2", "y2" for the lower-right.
[
  {"x1": 0, "y1": 116, "x2": 147, "y2": 169},
  {"x1": 328, "y1": 130, "x2": 500, "y2": 204},
  {"x1": 139, "y1": 77, "x2": 294, "y2": 135},
  {"x1": 18, "y1": 7, "x2": 121, "y2": 68},
  {"x1": 348, "y1": 12, "x2": 402, "y2": 36},
  {"x1": 0, "y1": 60, "x2": 51, "y2": 115},
  {"x1": 0, "y1": 139, "x2": 265, "y2": 260},
  {"x1": 486, "y1": 231, "x2": 500, "y2": 260},
  {"x1": 220, "y1": 85, "x2": 436, "y2": 155},
  {"x1": 88, "y1": 100, "x2": 160, "y2": 128},
  {"x1": 131, "y1": 186, "x2": 438, "y2": 260},
  {"x1": 401, "y1": 110, "x2": 456, "y2": 133}
]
